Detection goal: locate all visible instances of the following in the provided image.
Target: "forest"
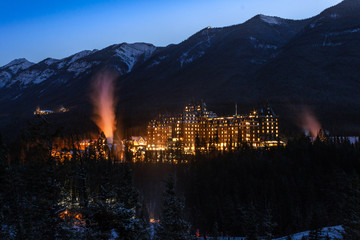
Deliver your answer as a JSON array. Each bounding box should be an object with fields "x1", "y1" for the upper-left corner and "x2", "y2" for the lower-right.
[
  {"x1": 0, "y1": 120, "x2": 360, "y2": 239},
  {"x1": 132, "y1": 137, "x2": 360, "y2": 239}
]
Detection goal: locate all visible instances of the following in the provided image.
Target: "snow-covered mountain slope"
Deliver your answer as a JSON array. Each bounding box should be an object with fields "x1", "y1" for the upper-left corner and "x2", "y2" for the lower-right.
[
  {"x1": 0, "y1": 71, "x2": 12, "y2": 88},
  {"x1": 178, "y1": 27, "x2": 215, "y2": 67},
  {"x1": 67, "y1": 50, "x2": 98, "y2": 65},
  {"x1": 0, "y1": 43, "x2": 156, "y2": 89},
  {"x1": 1, "y1": 58, "x2": 34, "y2": 74},
  {"x1": 0, "y1": 58, "x2": 34, "y2": 87},
  {"x1": 113, "y1": 43, "x2": 156, "y2": 72}
]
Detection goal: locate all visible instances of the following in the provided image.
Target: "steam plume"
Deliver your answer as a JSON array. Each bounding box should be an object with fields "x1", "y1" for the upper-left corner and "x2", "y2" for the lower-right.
[
  {"x1": 91, "y1": 71, "x2": 118, "y2": 143},
  {"x1": 301, "y1": 108, "x2": 321, "y2": 138}
]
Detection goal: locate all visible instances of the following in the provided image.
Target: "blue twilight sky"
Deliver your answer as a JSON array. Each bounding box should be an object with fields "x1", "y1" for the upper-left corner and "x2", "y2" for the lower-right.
[{"x1": 0, "y1": 0, "x2": 342, "y2": 66}]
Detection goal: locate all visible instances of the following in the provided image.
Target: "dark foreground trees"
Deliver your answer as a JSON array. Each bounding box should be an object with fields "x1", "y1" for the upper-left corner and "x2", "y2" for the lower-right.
[
  {"x1": 155, "y1": 174, "x2": 193, "y2": 240},
  {"x1": 2, "y1": 123, "x2": 360, "y2": 239},
  {"x1": 0, "y1": 157, "x2": 149, "y2": 239},
  {"x1": 182, "y1": 138, "x2": 360, "y2": 238},
  {"x1": 132, "y1": 137, "x2": 360, "y2": 238},
  {"x1": 342, "y1": 174, "x2": 360, "y2": 239},
  {"x1": 0, "y1": 131, "x2": 149, "y2": 239},
  {"x1": 0, "y1": 159, "x2": 146, "y2": 239}
]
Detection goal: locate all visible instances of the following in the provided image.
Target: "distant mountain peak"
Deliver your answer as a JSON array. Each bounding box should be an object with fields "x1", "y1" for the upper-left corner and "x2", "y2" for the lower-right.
[
  {"x1": 258, "y1": 14, "x2": 283, "y2": 25},
  {"x1": 0, "y1": 0, "x2": 359, "y2": 139},
  {"x1": 1, "y1": 58, "x2": 34, "y2": 74},
  {"x1": 43, "y1": 58, "x2": 60, "y2": 65},
  {"x1": 2, "y1": 58, "x2": 34, "y2": 69}
]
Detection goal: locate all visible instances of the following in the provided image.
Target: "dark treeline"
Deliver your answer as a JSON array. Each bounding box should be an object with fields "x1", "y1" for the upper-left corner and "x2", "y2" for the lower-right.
[
  {"x1": 0, "y1": 122, "x2": 151, "y2": 239},
  {"x1": 1, "y1": 117, "x2": 360, "y2": 239},
  {"x1": 182, "y1": 138, "x2": 360, "y2": 238},
  {"x1": 0, "y1": 118, "x2": 195, "y2": 239},
  {"x1": 0, "y1": 151, "x2": 150, "y2": 239},
  {"x1": 132, "y1": 137, "x2": 360, "y2": 239}
]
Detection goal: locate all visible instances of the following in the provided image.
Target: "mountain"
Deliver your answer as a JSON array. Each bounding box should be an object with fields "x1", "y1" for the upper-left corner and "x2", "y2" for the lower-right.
[
  {"x1": 117, "y1": 15, "x2": 311, "y2": 122},
  {"x1": 0, "y1": 0, "x2": 359, "y2": 139},
  {"x1": 254, "y1": 0, "x2": 360, "y2": 133},
  {"x1": 0, "y1": 43, "x2": 155, "y2": 94},
  {"x1": 0, "y1": 43, "x2": 157, "y2": 138}
]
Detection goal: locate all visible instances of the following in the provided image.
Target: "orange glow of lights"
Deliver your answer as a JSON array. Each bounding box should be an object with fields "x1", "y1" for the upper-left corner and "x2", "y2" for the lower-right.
[
  {"x1": 59, "y1": 209, "x2": 86, "y2": 227},
  {"x1": 91, "y1": 71, "x2": 118, "y2": 143},
  {"x1": 149, "y1": 218, "x2": 160, "y2": 224},
  {"x1": 301, "y1": 109, "x2": 321, "y2": 138}
]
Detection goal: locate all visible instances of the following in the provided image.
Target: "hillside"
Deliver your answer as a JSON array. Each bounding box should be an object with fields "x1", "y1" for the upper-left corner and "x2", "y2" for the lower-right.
[{"x1": 1, "y1": 0, "x2": 359, "y2": 139}]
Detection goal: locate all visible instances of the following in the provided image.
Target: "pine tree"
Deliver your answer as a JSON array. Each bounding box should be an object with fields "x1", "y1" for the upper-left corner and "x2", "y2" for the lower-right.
[
  {"x1": 243, "y1": 203, "x2": 259, "y2": 240},
  {"x1": 0, "y1": 133, "x2": 15, "y2": 239},
  {"x1": 342, "y1": 174, "x2": 360, "y2": 239},
  {"x1": 155, "y1": 174, "x2": 193, "y2": 240},
  {"x1": 5, "y1": 156, "x2": 66, "y2": 239},
  {"x1": 212, "y1": 221, "x2": 219, "y2": 240},
  {"x1": 114, "y1": 166, "x2": 145, "y2": 240},
  {"x1": 263, "y1": 208, "x2": 277, "y2": 240},
  {"x1": 81, "y1": 161, "x2": 146, "y2": 240}
]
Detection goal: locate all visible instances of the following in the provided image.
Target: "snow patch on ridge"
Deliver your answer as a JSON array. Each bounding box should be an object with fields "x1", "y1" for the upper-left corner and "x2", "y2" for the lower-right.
[
  {"x1": 67, "y1": 61, "x2": 100, "y2": 77},
  {"x1": 1, "y1": 58, "x2": 34, "y2": 74},
  {"x1": 44, "y1": 58, "x2": 59, "y2": 65},
  {"x1": 33, "y1": 69, "x2": 55, "y2": 84},
  {"x1": 114, "y1": 43, "x2": 156, "y2": 73},
  {"x1": 67, "y1": 50, "x2": 98, "y2": 65},
  {"x1": 179, "y1": 30, "x2": 213, "y2": 67},
  {"x1": 57, "y1": 61, "x2": 66, "y2": 69},
  {"x1": 12, "y1": 93, "x2": 22, "y2": 100},
  {"x1": 11, "y1": 67, "x2": 58, "y2": 86},
  {"x1": 321, "y1": 28, "x2": 360, "y2": 47},
  {"x1": 330, "y1": 13, "x2": 340, "y2": 19},
  {"x1": 0, "y1": 71, "x2": 12, "y2": 88},
  {"x1": 260, "y1": 15, "x2": 282, "y2": 25},
  {"x1": 180, "y1": 47, "x2": 204, "y2": 67},
  {"x1": 14, "y1": 69, "x2": 41, "y2": 85},
  {"x1": 250, "y1": 37, "x2": 278, "y2": 50},
  {"x1": 148, "y1": 56, "x2": 167, "y2": 68},
  {"x1": 256, "y1": 44, "x2": 278, "y2": 50},
  {"x1": 309, "y1": 17, "x2": 324, "y2": 29}
]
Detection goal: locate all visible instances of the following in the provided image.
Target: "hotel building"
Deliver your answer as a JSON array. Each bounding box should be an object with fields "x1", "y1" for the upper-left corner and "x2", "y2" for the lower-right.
[{"x1": 147, "y1": 102, "x2": 283, "y2": 155}]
